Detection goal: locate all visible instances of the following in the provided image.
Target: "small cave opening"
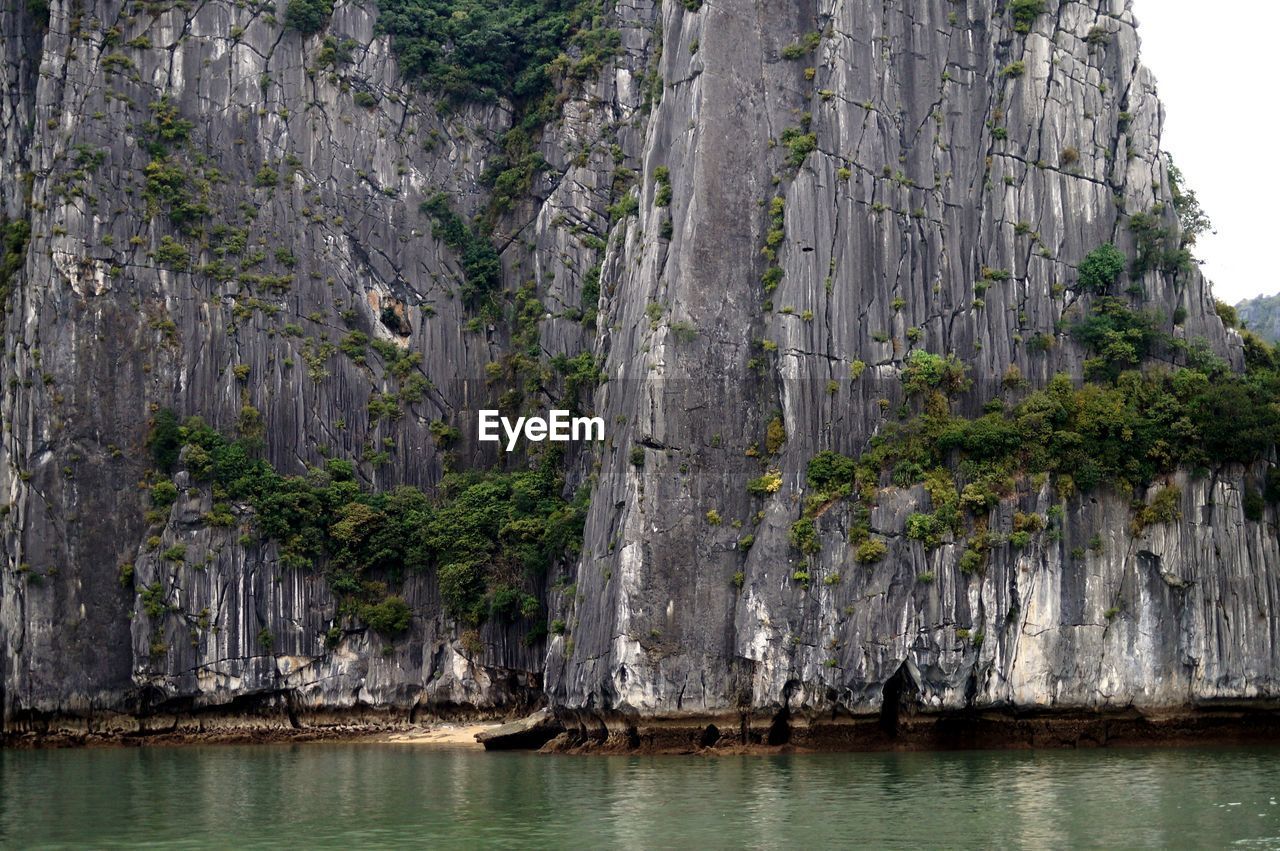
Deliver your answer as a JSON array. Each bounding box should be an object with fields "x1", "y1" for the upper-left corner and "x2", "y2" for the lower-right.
[
  {"x1": 767, "y1": 680, "x2": 798, "y2": 746},
  {"x1": 766, "y1": 709, "x2": 791, "y2": 746},
  {"x1": 282, "y1": 690, "x2": 302, "y2": 730},
  {"x1": 1136, "y1": 549, "x2": 1162, "y2": 574},
  {"x1": 880, "y1": 662, "x2": 921, "y2": 738},
  {"x1": 699, "y1": 723, "x2": 721, "y2": 748},
  {"x1": 378, "y1": 300, "x2": 411, "y2": 336}
]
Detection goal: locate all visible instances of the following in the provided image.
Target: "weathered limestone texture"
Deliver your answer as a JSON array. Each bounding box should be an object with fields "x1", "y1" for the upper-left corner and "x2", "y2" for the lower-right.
[{"x1": 1, "y1": 0, "x2": 1268, "y2": 740}]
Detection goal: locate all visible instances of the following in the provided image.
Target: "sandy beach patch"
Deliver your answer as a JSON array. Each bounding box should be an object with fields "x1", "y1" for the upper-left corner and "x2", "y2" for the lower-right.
[{"x1": 379, "y1": 724, "x2": 498, "y2": 747}]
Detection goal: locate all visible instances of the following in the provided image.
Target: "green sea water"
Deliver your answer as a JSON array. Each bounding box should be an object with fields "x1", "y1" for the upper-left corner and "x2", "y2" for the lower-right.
[{"x1": 3, "y1": 744, "x2": 1279, "y2": 848}]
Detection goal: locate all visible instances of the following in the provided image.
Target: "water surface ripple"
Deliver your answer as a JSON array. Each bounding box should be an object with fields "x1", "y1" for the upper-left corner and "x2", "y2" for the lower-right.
[{"x1": 3, "y1": 744, "x2": 1279, "y2": 848}]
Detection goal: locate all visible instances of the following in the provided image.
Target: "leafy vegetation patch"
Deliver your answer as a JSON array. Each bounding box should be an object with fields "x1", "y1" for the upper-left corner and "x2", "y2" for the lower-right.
[
  {"x1": 1077, "y1": 243, "x2": 1126, "y2": 294},
  {"x1": 137, "y1": 98, "x2": 224, "y2": 242},
  {"x1": 1009, "y1": 0, "x2": 1045, "y2": 34},
  {"x1": 1129, "y1": 207, "x2": 1192, "y2": 278},
  {"x1": 793, "y1": 326, "x2": 1280, "y2": 559},
  {"x1": 420, "y1": 193, "x2": 502, "y2": 313},
  {"x1": 780, "y1": 31, "x2": 821, "y2": 60},
  {"x1": 780, "y1": 114, "x2": 818, "y2": 168},
  {"x1": 0, "y1": 217, "x2": 31, "y2": 321},
  {"x1": 378, "y1": 0, "x2": 621, "y2": 221},
  {"x1": 148, "y1": 415, "x2": 588, "y2": 631},
  {"x1": 761, "y1": 196, "x2": 785, "y2": 296},
  {"x1": 24, "y1": 0, "x2": 50, "y2": 27},
  {"x1": 375, "y1": 0, "x2": 613, "y2": 102},
  {"x1": 1070, "y1": 296, "x2": 1232, "y2": 382},
  {"x1": 284, "y1": 0, "x2": 333, "y2": 34}
]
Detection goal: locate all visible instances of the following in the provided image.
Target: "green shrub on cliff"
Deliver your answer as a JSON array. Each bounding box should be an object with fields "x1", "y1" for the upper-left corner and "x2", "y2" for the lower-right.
[
  {"x1": 653, "y1": 166, "x2": 672, "y2": 207},
  {"x1": 1010, "y1": 0, "x2": 1045, "y2": 33},
  {"x1": 780, "y1": 125, "x2": 818, "y2": 168},
  {"x1": 143, "y1": 98, "x2": 193, "y2": 152},
  {"x1": 766, "y1": 417, "x2": 787, "y2": 455},
  {"x1": 780, "y1": 31, "x2": 821, "y2": 60},
  {"x1": 150, "y1": 480, "x2": 179, "y2": 509},
  {"x1": 1078, "y1": 244, "x2": 1126, "y2": 293},
  {"x1": 999, "y1": 61, "x2": 1026, "y2": 78},
  {"x1": 806, "y1": 451, "x2": 856, "y2": 491},
  {"x1": 747, "y1": 470, "x2": 782, "y2": 496},
  {"x1": 374, "y1": 0, "x2": 615, "y2": 102},
  {"x1": 420, "y1": 193, "x2": 501, "y2": 312},
  {"x1": 1129, "y1": 209, "x2": 1193, "y2": 277},
  {"x1": 1133, "y1": 486, "x2": 1182, "y2": 534},
  {"x1": 360, "y1": 596, "x2": 412, "y2": 636},
  {"x1": 25, "y1": 0, "x2": 49, "y2": 27},
  {"x1": 1071, "y1": 298, "x2": 1163, "y2": 381},
  {"x1": 799, "y1": 328, "x2": 1280, "y2": 557},
  {"x1": 143, "y1": 159, "x2": 210, "y2": 235},
  {"x1": 855, "y1": 538, "x2": 887, "y2": 564},
  {"x1": 789, "y1": 518, "x2": 820, "y2": 555},
  {"x1": 150, "y1": 416, "x2": 588, "y2": 630},
  {"x1": 1214, "y1": 300, "x2": 1240, "y2": 329},
  {"x1": 374, "y1": 0, "x2": 619, "y2": 220},
  {"x1": 901, "y1": 350, "x2": 971, "y2": 397},
  {"x1": 285, "y1": 0, "x2": 332, "y2": 34},
  {"x1": 0, "y1": 218, "x2": 31, "y2": 310},
  {"x1": 147, "y1": 408, "x2": 183, "y2": 472}
]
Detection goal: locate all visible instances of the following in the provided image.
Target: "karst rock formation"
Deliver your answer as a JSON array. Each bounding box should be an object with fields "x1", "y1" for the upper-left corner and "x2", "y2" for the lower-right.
[{"x1": 2, "y1": 0, "x2": 1275, "y2": 745}]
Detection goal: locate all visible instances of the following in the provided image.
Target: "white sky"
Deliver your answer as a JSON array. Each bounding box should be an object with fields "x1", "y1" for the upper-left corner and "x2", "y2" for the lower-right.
[{"x1": 1133, "y1": 1, "x2": 1280, "y2": 303}]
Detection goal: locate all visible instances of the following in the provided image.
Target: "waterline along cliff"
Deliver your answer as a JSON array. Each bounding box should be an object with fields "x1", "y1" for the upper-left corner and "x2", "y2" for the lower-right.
[{"x1": 2, "y1": 0, "x2": 1278, "y2": 748}]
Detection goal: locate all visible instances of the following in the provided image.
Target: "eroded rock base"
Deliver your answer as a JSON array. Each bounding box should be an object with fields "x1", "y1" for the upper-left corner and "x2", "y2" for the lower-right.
[
  {"x1": 1, "y1": 703, "x2": 520, "y2": 749},
  {"x1": 543, "y1": 706, "x2": 1280, "y2": 755}
]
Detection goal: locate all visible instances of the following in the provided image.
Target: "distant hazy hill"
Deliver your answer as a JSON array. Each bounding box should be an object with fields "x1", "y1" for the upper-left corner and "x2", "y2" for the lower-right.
[{"x1": 1237, "y1": 293, "x2": 1280, "y2": 343}]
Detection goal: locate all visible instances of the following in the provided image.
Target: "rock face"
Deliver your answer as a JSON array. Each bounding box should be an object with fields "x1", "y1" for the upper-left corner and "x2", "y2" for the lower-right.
[
  {"x1": 475, "y1": 707, "x2": 561, "y2": 751},
  {"x1": 0, "y1": 0, "x2": 1271, "y2": 739},
  {"x1": 1238, "y1": 293, "x2": 1280, "y2": 344}
]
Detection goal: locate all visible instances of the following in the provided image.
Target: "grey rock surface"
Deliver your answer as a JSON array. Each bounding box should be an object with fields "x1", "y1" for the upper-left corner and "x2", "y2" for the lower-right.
[
  {"x1": 546, "y1": 0, "x2": 1254, "y2": 726},
  {"x1": 475, "y1": 707, "x2": 561, "y2": 750},
  {"x1": 0, "y1": 0, "x2": 1269, "y2": 735},
  {"x1": 1238, "y1": 292, "x2": 1280, "y2": 344}
]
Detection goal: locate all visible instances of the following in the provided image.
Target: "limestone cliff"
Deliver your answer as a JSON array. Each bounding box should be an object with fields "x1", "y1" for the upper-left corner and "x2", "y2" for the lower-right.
[
  {"x1": 0, "y1": 0, "x2": 1273, "y2": 741},
  {"x1": 1238, "y1": 292, "x2": 1280, "y2": 344}
]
